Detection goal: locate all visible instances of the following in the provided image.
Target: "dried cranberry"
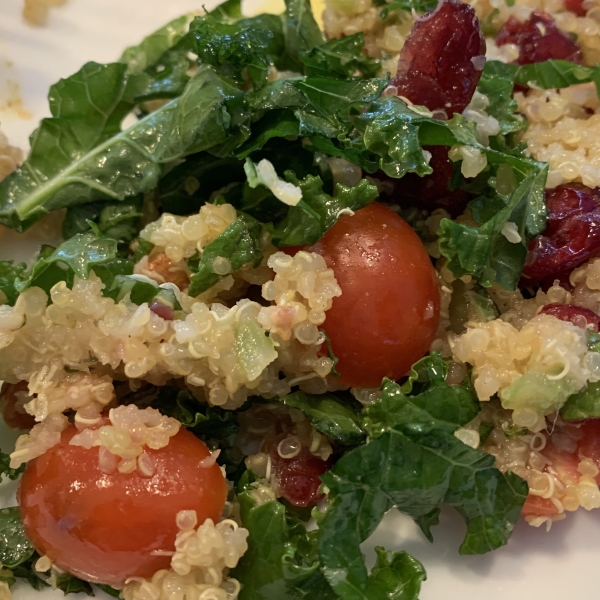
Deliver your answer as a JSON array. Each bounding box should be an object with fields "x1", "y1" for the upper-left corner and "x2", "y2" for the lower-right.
[
  {"x1": 270, "y1": 443, "x2": 332, "y2": 508},
  {"x1": 540, "y1": 303, "x2": 600, "y2": 330},
  {"x1": 496, "y1": 11, "x2": 583, "y2": 65},
  {"x1": 390, "y1": 0, "x2": 486, "y2": 117},
  {"x1": 149, "y1": 301, "x2": 175, "y2": 321},
  {"x1": 1, "y1": 381, "x2": 35, "y2": 430},
  {"x1": 564, "y1": 0, "x2": 587, "y2": 16},
  {"x1": 394, "y1": 145, "x2": 471, "y2": 216},
  {"x1": 522, "y1": 184, "x2": 600, "y2": 283}
]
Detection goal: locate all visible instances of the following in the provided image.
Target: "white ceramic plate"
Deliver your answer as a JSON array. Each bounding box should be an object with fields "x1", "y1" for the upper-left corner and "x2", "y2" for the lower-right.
[{"x1": 1, "y1": 2, "x2": 599, "y2": 599}]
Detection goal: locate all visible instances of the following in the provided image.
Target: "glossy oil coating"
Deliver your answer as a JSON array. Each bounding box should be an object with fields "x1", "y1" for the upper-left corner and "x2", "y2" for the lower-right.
[
  {"x1": 18, "y1": 425, "x2": 227, "y2": 586},
  {"x1": 310, "y1": 202, "x2": 440, "y2": 388}
]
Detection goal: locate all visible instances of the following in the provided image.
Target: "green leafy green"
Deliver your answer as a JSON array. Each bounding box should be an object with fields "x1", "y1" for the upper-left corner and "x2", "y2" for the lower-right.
[
  {"x1": 272, "y1": 175, "x2": 378, "y2": 246},
  {"x1": 55, "y1": 573, "x2": 95, "y2": 596},
  {"x1": 159, "y1": 153, "x2": 246, "y2": 215},
  {"x1": 0, "y1": 261, "x2": 26, "y2": 305},
  {"x1": 191, "y1": 15, "x2": 274, "y2": 88},
  {"x1": 233, "y1": 493, "x2": 337, "y2": 600},
  {"x1": 62, "y1": 196, "x2": 143, "y2": 243},
  {"x1": 119, "y1": 14, "x2": 193, "y2": 75},
  {"x1": 317, "y1": 356, "x2": 528, "y2": 600},
  {"x1": 377, "y1": 0, "x2": 437, "y2": 18},
  {"x1": 15, "y1": 230, "x2": 119, "y2": 294},
  {"x1": 0, "y1": 507, "x2": 35, "y2": 570},
  {"x1": 299, "y1": 34, "x2": 380, "y2": 79},
  {"x1": 277, "y1": 0, "x2": 325, "y2": 73},
  {"x1": 105, "y1": 275, "x2": 181, "y2": 309},
  {"x1": 439, "y1": 163, "x2": 548, "y2": 289},
  {"x1": 278, "y1": 391, "x2": 366, "y2": 446},
  {"x1": 0, "y1": 64, "x2": 246, "y2": 230},
  {"x1": 187, "y1": 215, "x2": 263, "y2": 296},
  {"x1": 96, "y1": 585, "x2": 122, "y2": 598},
  {"x1": 0, "y1": 450, "x2": 25, "y2": 484},
  {"x1": 493, "y1": 59, "x2": 600, "y2": 93},
  {"x1": 476, "y1": 61, "x2": 526, "y2": 137},
  {"x1": 561, "y1": 381, "x2": 600, "y2": 421},
  {"x1": 368, "y1": 548, "x2": 427, "y2": 600}
]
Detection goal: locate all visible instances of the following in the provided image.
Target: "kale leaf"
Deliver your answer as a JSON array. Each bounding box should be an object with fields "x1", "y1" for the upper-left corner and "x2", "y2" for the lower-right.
[
  {"x1": 0, "y1": 507, "x2": 35, "y2": 571},
  {"x1": 299, "y1": 34, "x2": 381, "y2": 79},
  {"x1": 271, "y1": 175, "x2": 378, "y2": 246},
  {"x1": 191, "y1": 15, "x2": 274, "y2": 88},
  {"x1": 476, "y1": 61, "x2": 527, "y2": 137},
  {"x1": 0, "y1": 261, "x2": 27, "y2": 306},
  {"x1": 187, "y1": 215, "x2": 263, "y2": 296},
  {"x1": 232, "y1": 493, "x2": 337, "y2": 600},
  {"x1": 15, "y1": 230, "x2": 120, "y2": 295},
  {"x1": 62, "y1": 196, "x2": 144, "y2": 243},
  {"x1": 561, "y1": 381, "x2": 600, "y2": 421},
  {"x1": 0, "y1": 450, "x2": 25, "y2": 484},
  {"x1": 277, "y1": 391, "x2": 366, "y2": 446},
  {"x1": 317, "y1": 355, "x2": 528, "y2": 600},
  {"x1": 0, "y1": 65, "x2": 246, "y2": 231}
]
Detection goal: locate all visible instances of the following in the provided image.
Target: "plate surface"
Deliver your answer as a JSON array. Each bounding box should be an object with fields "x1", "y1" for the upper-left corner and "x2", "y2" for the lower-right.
[{"x1": 0, "y1": 1, "x2": 598, "y2": 599}]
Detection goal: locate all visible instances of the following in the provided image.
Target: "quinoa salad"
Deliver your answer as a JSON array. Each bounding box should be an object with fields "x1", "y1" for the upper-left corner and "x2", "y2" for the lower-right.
[{"x1": 4, "y1": 0, "x2": 600, "y2": 597}]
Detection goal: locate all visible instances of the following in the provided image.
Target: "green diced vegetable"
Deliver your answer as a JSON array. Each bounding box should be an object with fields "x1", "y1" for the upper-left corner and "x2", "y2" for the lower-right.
[{"x1": 235, "y1": 320, "x2": 278, "y2": 381}]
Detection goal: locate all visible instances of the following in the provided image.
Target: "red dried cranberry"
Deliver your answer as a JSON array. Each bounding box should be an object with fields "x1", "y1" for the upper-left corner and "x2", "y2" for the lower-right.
[
  {"x1": 1, "y1": 381, "x2": 36, "y2": 430},
  {"x1": 496, "y1": 11, "x2": 583, "y2": 65},
  {"x1": 564, "y1": 0, "x2": 587, "y2": 16},
  {"x1": 390, "y1": 0, "x2": 486, "y2": 117},
  {"x1": 522, "y1": 184, "x2": 600, "y2": 283},
  {"x1": 540, "y1": 303, "x2": 600, "y2": 330},
  {"x1": 149, "y1": 301, "x2": 174, "y2": 321},
  {"x1": 270, "y1": 442, "x2": 332, "y2": 508},
  {"x1": 395, "y1": 145, "x2": 471, "y2": 216}
]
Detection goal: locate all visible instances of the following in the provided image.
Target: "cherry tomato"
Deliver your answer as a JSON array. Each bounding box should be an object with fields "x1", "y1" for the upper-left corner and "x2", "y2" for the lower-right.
[
  {"x1": 308, "y1": 202, "x2": 440, "y2": 388},
  {"x1": 522, "y1": 420, "x2": 600, "y2": 518},
  {"x1": 19, "y1": 424, "x2": 227, "y2": 586}
]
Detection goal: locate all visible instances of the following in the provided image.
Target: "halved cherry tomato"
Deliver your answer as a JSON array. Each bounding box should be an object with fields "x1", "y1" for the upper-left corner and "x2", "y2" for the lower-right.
[
  {"x1": 308, "y1": 202, "x2": 440, "y2": 388},
  {"x1": 19, "y1": 424, "x2": 226, "y2": 586},
  {"x1": 522, "y1": 420, "x2": 600, "y2": 518}
]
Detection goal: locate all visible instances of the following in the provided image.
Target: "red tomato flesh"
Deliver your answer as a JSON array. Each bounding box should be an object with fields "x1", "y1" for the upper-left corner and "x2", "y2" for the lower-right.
[
  {"x1": 308, "y1": 202, "x2": 440, "y2": 388},
  {"x1": 522, "y1": 420, "x2": 600, "y2": 518},
  {"x1": 19, "y1": 424, "x2": 227, "y2": 586}
]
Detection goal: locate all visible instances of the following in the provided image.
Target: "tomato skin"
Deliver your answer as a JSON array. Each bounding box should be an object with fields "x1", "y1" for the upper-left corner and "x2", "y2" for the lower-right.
[
  {"x1": 521, "y1": 420, "x2": 600, "y2": 518},
  {"x1": 19, "y1": 424, "x2": 227, "y2": 586},
  {"x1": 308, "y1": 202, "x2": 440, "y2": 388}
]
